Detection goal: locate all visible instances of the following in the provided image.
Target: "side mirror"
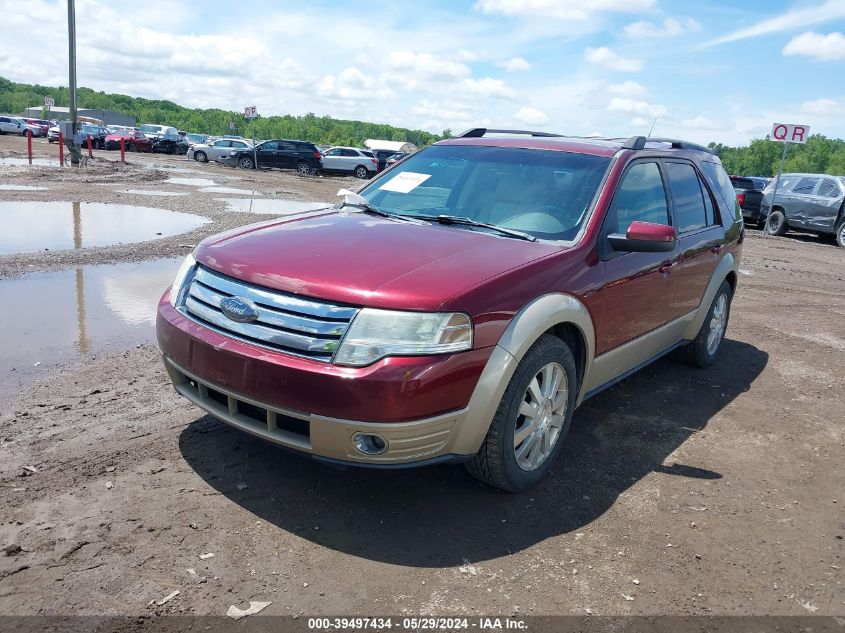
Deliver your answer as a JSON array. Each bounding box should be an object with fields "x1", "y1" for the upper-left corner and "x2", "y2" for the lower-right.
[{"x1": 608, "y1": 221, "x2": 676, "y2": 253}]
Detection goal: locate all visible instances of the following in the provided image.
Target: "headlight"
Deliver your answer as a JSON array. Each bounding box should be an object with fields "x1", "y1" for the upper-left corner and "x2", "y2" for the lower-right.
[
  {"x1": 334, "y1": 309, "x2": 472, "y2": 366},
  {"x1": 168, "y1": 253, "x2": 196, "y2": 307}
]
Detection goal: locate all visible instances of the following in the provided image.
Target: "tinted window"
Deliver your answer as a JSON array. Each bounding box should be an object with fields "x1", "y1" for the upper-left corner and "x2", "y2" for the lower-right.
[
  {"x1": 666, "y1": 162, "x2": 708, "y2": 233},
  {"x1": 730, "y1": 177, "x2": 752, "y2": 190},
  {"x1": 793, "y1": 177, "x2": 819, "y2": 194},
  {"x1": 360, "y1": 144, "x2": 611, "y2": 241},
  {"x1": 817, "y1": 179, "x2": 840, "y2": 198},
  {"x1": 701, "y1": 160, "x2": 740, "y2": 223},
  {"x1": 260, "y1": 141, "x2": 278, "y2": 151},
  {"x1": 278, "y1": 142, "x2": 297, "y2": 151},
  {"x1": 232, "y1": 141, "x2": 247, "y2": 149},
  {"x1": 605, "y1": 161, "x2": 669, "y2": 235}
]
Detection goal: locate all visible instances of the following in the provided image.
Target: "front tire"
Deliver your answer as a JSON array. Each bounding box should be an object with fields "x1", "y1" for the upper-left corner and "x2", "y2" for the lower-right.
[
  {"x1": 466, "y1": 334, "x2": 578, "y2": 492},
  {"x1": 238, "y1": 156, "x2": 255, "y2": 169},
  {"x1": 836, "y1": 218, "x2": 845, "y2": 248},
  {"x1": 194, "y1": 150, "x2": 207, "y2": 163},
  {"x1": 765, "y1": 209, "x2": 787, "y2": 236},
  {"x1": 676, "y1": 280, "x2": 732, "y2": 368}
]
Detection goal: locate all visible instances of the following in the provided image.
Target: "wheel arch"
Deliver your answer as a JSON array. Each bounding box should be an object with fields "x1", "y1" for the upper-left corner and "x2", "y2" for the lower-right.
[
  {"x1": 681, "y1": 253, "x2": 738, "y2": 341},
  {"x1": 451, "y1": 293, "x2": 596, "y2": 456}
]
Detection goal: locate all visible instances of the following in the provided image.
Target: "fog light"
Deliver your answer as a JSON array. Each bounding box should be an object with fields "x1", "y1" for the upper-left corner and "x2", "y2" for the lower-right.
[{"x1": 351, "y1": 432, "x2": 388, "y2": 456}]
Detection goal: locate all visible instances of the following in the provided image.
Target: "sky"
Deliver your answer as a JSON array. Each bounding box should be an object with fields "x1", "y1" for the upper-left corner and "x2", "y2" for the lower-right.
[{"x1": 1, "y1": 0, "x2": 845, "y2": 146}]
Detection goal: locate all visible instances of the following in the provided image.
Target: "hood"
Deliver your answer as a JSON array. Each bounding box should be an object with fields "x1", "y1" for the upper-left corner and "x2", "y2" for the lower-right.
[{"x1": 194, "y1": 210, "x2": 561, "y2": 311}]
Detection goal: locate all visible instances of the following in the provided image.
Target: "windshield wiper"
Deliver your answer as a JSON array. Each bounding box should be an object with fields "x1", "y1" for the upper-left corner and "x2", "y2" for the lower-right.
[
  {"x1": 405, "y1": 214, "x2": 538, "y2": 242},
  {"x1": 335, "y1": 200, "x2": 393, "y2": 218}
]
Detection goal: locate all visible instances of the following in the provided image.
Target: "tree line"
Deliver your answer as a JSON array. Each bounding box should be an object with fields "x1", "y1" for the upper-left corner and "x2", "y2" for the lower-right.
[
  {"x1": 709, "y1": 135, "x2": 845, "y2": 177},
  {"x1": 0, "y1": 77, "x2": 445, "y2": 147}
]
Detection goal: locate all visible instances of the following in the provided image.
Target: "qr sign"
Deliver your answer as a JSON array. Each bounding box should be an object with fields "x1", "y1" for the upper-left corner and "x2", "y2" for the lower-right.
[{"x1": 244, "y1": 106, "x2": 257, "y2": 119}]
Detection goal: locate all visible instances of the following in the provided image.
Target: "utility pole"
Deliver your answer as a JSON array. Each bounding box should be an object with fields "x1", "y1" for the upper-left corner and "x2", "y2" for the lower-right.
[{"x1": 67, "y1": 0, "x2": 80, "y2": 165}]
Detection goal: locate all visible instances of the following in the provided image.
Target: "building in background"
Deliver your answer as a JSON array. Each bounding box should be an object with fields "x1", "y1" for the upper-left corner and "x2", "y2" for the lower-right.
[{"x1": 23, "y1": 106, "x2": 135, "y2": 127}]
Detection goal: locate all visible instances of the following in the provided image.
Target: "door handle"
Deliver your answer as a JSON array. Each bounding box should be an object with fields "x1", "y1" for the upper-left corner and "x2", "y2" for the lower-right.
[{"x1": 710, "y1": 244, "x2": 723, "y2": 254}]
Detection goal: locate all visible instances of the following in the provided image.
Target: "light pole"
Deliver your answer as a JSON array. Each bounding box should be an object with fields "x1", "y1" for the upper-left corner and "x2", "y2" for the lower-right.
[{"x1": 67, "y1": 0, "x2": 80, "y2": 165}]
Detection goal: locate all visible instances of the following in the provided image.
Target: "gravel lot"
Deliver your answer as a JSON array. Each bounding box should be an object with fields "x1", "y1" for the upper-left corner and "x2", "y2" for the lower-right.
[{"x1": 0, "y1": 135, "x2": 842, "y2": 618}]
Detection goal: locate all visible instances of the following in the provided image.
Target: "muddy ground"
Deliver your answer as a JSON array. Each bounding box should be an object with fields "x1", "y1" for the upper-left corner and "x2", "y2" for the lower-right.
[{"x1": 0, "y1": 134, "x2": 842, "y2": 618}]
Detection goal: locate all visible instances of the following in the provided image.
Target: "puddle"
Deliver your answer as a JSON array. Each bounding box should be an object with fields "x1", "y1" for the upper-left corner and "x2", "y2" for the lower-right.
[
  {"x1": 0, "y1": 184, "x2": 49, "y2": 191},
  {"x1": 0, "y1": 201, "x2": 211, "y2": 255},
  {"x1": 0, "y1": 157, "x2": 61, "y2": 167},
  {"x1": 121, "y1": 189, "x2": 190, "y2": 197},
  {"x1": 199, "y1": 186, "x2": 258, "y2": 195},
  {"x1": 0, "y1": 258, "x2": 180, "y2": 406},
  {"x1": 165, "y1": 177, "x2": 217, "y2": 187},
  {"x1": 220, "y1": 198, "x2": 330, "y2": 214}
]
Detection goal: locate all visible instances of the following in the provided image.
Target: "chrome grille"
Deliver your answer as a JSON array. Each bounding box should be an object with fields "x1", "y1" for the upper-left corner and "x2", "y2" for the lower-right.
[{"x1": 180, "y1": 266, "x2": 358, "y2": 361}]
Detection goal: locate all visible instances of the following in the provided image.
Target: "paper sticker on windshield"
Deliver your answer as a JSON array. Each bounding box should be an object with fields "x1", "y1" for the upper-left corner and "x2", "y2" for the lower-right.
[{"x1": 379, "y1": 172, "x2": 431, "y2": 193}]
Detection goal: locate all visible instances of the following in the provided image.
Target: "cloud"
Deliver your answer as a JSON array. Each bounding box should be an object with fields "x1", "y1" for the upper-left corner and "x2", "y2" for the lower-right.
[
  {"x1": 474, "y1": 0, "x2": 655, "y2": 21},
  {"x1": 783, "y1": 31, "x2": 845, "y2": 61},
  {"x1": 608, "y1": 80, "x2": 648, "y2": 97},
  {"x1": 680, "y1": 115, "x2": 721, "y2": 131},
  {"x1": 381, "y1": 51, "x2": 471, "y2": 83},
  {"x1": 801, "y1": 98, "x2": 844, "y2": 116},
  {"x1": 514, "y1": 107, "x2": 549, "y2": 125},
  {"x1": 623, "y1": 17, "x2": 701, "y2": 39},
  {"x1": 608, "y1": 97, "x2": 667, "y2": 118},
  {"x1": 704, "y1": 0, "x2": 845, "y2": 47},
  {"x1": 462, "y1": 77, "x2": 517, "y2": 100},
  {"x1": 584, "y1": 47, "x2": 643, "y2": 72},
  {"x1": 496, "y1": 57, "x2": 532, "y2": 71}
]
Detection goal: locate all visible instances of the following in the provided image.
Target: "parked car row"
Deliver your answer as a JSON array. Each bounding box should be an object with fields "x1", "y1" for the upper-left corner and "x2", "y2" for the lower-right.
[
  {"x1": 189, "y1": 138, "x2": 412, "y2": 179},
  {"x1": 0, "y1": 115, "x2": 45, "y2": 136}
]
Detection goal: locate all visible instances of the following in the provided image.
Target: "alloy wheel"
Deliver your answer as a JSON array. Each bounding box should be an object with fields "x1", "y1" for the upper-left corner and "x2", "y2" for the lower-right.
[
  {"x1": 707, "y1": 292, "x2": 728, "y2": 355},
  {"x1": 513, "y1": 362, "x2": 568, "y2": 471}
]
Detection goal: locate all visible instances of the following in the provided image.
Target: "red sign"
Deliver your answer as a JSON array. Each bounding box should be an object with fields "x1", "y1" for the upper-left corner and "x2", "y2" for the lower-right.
[{"x1": 770, "y1": 123, "x2": 810, "y2": 144}]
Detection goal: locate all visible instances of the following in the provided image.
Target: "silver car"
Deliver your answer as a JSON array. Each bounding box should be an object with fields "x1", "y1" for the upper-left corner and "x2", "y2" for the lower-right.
[
  {"x1": 761, "y1": 173, "x2": 845, "y2": 247},
  {"x1": 321, "y1": 146, "x2": 378, "y2": 179},
  {"x1": 188, "y1": 138, "x2": 253, "y2": 163}
]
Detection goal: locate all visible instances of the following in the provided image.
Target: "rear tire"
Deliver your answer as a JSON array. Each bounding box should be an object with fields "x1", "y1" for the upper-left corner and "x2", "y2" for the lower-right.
[
  {"x1": 238, "y1": 156, "x2": 255, "y2": 169},
  {"x1": 675, "y1": 280, "x2": 732, "y2": 368},
  {"x1": 765, "y1": 209, "x2": 787, "y2": 236},
  {"x1": 354, "y1": 165, "x2": 369, "y2": 179},
  {"x1": 466, "y1": 334, "x2": 578, "y2": 492},
  {"x1": 194, "y1": 150, "x2": 207, "y2": 163},
  {"x1": 296, "y1": 161, "x2": 310, "y2": 176}
]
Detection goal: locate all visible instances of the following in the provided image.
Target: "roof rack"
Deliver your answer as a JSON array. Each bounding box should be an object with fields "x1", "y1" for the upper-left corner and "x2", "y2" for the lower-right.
[
  {"x1": 621, "y1": 135, "x2": 715, "y2": 154},
  {"x1": 457, "y1": 128, "x2": 563, "y2": 138}
]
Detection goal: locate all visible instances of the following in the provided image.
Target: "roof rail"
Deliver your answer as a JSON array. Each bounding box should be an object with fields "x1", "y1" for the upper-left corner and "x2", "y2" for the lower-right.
[
  {"x1": 457, "y1": 128, "x2": 563, "y2": 138},
  {"x1": 622, "y1": 135, "x2": 647, "y2": 150},
  {"x1": 645, "y1": 138, "x2": 715, "y2": 154}
]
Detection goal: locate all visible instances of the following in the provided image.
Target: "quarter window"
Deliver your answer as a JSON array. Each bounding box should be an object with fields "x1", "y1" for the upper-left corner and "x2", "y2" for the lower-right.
[
  {"x1": 818, "y1": 178, "x2": 840, "y2": 198},
  {"x1": 605, "y1": 161, "x2": 670, "y2": 235},
  {"x1": 665, "y1": 162, "x2": 708, "y2": 233}
]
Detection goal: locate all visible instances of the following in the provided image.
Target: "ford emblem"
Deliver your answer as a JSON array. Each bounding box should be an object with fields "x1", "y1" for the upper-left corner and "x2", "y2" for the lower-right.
[{"x1": 220, "y1": 296, "x2": 259, "y2": 323}]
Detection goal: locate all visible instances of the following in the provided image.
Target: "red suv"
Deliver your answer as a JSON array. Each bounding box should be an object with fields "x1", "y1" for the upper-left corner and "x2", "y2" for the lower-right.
[{"x1": 157, "y1": 129, "x2": 742, "y2": 491}]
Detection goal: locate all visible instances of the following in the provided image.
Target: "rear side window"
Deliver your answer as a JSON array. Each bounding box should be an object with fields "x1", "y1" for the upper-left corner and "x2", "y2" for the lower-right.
[
  {"x1": 818, "y1": 178, "x2": 840, "y2": 198},
  {"x1": 701, "y1": 160, "x2": 740, "y2": 223},
  {"x1": 665, "y1": 162, "x2": 707, "y2": 233},
  {"x1": 793, "y1": 177, "x2": 819, "y2": 194},
  {"x1": 606, "y1": 161, "x2": 670, "y2": 235}
]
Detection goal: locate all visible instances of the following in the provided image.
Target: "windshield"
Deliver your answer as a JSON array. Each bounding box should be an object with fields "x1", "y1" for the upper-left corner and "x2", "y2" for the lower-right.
[
  {"x1": 357, "y1": 144, "x2": 611, "y2": 241},
  {"x1": 139, "y1": 125, "x2": 161, "y2": 134}
]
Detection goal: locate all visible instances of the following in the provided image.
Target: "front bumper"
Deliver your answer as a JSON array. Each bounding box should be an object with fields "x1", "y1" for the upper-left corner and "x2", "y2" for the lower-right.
[
  {"x1": 157, "y1": 296, "x2": 506, "y2": 465},
  {"x1": 164, "y1": 355, "x2": 471, "y2": 465}
]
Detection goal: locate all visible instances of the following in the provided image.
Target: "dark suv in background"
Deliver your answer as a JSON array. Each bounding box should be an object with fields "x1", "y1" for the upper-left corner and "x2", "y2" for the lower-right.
[
  {"x1": 227, "y1": 139, "x2": 323, "y2": 174},
  {"x1": 730, "y1": 176, "x2": 769, "y2": 226}
]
